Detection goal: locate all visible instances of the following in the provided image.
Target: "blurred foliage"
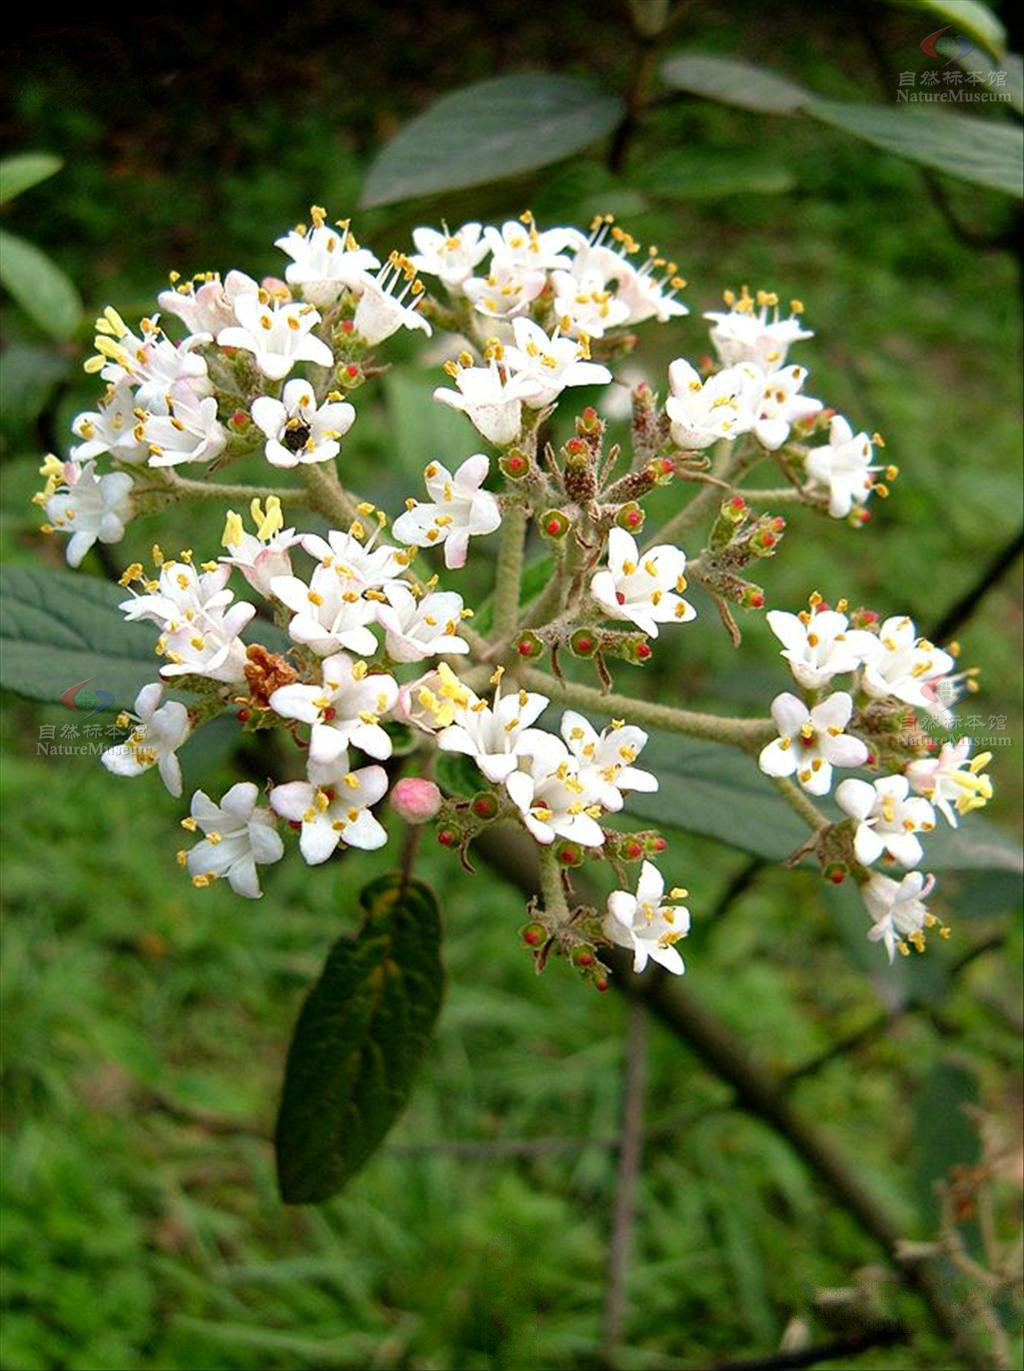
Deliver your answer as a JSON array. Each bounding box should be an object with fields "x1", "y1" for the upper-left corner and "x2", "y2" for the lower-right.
[{"x1": 1, "y1": 1, "x2": 1021, "y2": 1368}]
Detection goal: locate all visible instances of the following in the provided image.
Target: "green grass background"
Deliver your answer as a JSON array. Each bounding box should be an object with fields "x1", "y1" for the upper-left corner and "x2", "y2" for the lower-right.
[{"x1": 1, "y1": 2, "x2": 1021, "y2": 1367}]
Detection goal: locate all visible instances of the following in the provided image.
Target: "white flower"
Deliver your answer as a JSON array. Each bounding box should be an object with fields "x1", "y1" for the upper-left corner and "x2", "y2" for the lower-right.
[
  {"x1": 119, "y1": 559, "x2": 234, "y2": 629},
  {"x1": 836, "y1": 775, "x2": 936, "y2": 868},
  {"x1": 157, "y1": 270, "x2": 259, "y2": 336},
  {"x1": 250, "y1": 379, "x2": 355, "y2": 468},
  {"x1": 484, "y1": 216, "x2": 581, "y2": 271},
  {"x1": 217, "y1": 294, "x2": 333, "y2": 380},
  {"x1": 664, "y1": 358, "x2": 757, "y2": 449},
  {"x1": 559, "y1": 711, "x2": 657, "y2": 812},
  {"x1": 300, "y1": 527, "x2": 407, "y2": 591},
  {"x1": 71, "y1": 381, "x2": 148, "y2": 464},
  {"x1": 269, "y1": 652, "x2": 398, "y2": 766},
  {"x1": 219, "y1": 498, "x2": 303, "y2": 597},
  {"x1": 395, "y1": 663, "x2": 478, "y2": 734},
  {"x1": 352, "y1": 252, "x2": 432, "y2": 346},
  {"x1": 44, "y1": 465, "x2": 134, "y2": 568},
  {"x1": 859, "y1": 616, "x2": 955, "y2": 711},
  {"x1": 101, "y1": 682, "x2": 190, "y2": 797},
  {"x1": 750, "y1": 364, "x2": 823, "y2": 450},
  {"x1": 603, "y1": 862, "x2": 690, "y2": 975},
  {"x1": 704, "y1": 290, "x2": 812, "y2": 371},
  {"x1": 860, "y1": 870, "x2": 937, "y2": 962},
  {"x1": 183, "y1": 782, "x2": 284, "y2": 898},
  {"x1": 375, "y1": 585, "x2": 470, "y2": 663},
  {"x1": 89, "y1": 310, "x2": 212, "y2": 410},
  {"x1": 391, "y1": 455, "x2": 501, "y2": 569},
  {"x1": 503, "y1": 318, "x2": 611, "y2": 407},
  {"x1": 765, "y1": 608, "x2": 877, "y2": 690},
  {"x1": 804, "y1": 415, "x2": 881, "y2": 519},
  {"x1": 121, "y1": 560, "x2": 254, "y2": 685},
  {"x1": 905, "y1": 739, "x2": 993, "y2": 827},
  {"x1": 505, "y1": 735, "x2": 606, "y2": 848},
  {"x1": 270, "y1": 759, "x2": 389, "y2": 864},
  {"x1": 433, "y1": 361, "x2": 531, "y2": 445},
  {"x1": 617, "y1": 257, "x2": 690, "y2": 326},
  {"x1": 436, "y1": 675, "x2": 549, "y2": 783},
  {"x1": 410, "y1": 222, "x2": 489, "y2": 291},
  {"x1": 590, "y1": 527, "x2": 694, "y2": 638},
  {"x1": 159, "y1": 599, "x2": 256, "y2": 685},
  {"x1": 573, "y1": 221, "x2": 688, "y2": 325},
  {"x1": 464, "y1": 261, "x2": 547, "y2": 320},
  {"x1": 275, "y1": 214, "x2": 379, "y2": 306},
  {"x1": 551, "y1": 268, "x2": 631, "y2": 340},
  {"x1": 758, "y1": 691, "x2": 868, "y2": 796},
  {"x1": 270, "y1": 561, "x2": 379, "y2": 657},
  {"x1": 143, "y1": 384, "x2": 227, "y2": 468}
]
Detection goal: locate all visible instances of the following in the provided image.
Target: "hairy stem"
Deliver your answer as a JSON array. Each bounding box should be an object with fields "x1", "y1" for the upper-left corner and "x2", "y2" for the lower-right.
[
  {"x1": 775, "y1": 777, "x2": 831, "y2": 833},
  {"x1": 147, "y1": 475, "x2": 305, "y2": 504},
  {"x1": 740, "y1": 487, "x2": 811, "y2": 505},
  {"x1": 537, "y1": 844, "x2": 571, "y2": 922},
  {"x1": 299, "y1": 460, "x2": 361, "y2": 526},
  {"x1": 492, "y1": 503, "x2": 528, "y2": 640},
  {"x1": 519, "y1": 666, "x2": 775, "y2": 748}
]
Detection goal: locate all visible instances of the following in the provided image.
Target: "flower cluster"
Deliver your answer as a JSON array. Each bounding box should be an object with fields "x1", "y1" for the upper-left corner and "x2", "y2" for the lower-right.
[
  {"x1": 758, "y1": 599, "x2": 991, "y2": 957},
  {"x1": 34, "y1": 204, "x2": 994, "y2": 982}
]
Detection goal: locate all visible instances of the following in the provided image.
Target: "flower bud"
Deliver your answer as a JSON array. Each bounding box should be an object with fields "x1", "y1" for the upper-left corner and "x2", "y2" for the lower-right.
[
  {"x1": 576, "y1": 406, "x2": 603, "y2": 437},
  {"x1": 470, "y1": 791, "x2": 499, "y2": 821},
  {"x1": 569, "y1": 629, "x2": 598, "y2": 658},
  {"x1": 709, "y1": 495, "x2": 748, "y2": 550},
  {"x1": 615, "y1": 502, "x2": 645, "y2": 533},
  {"x1": 572, "y1": 944, "x2": 596, "y2": 967},
  {"x1": 336, "y1": 362, "x2": 364, "y2": 389},
  {"x1": 556, "y1": 840, "x2": 584, "y2": 867},
  {"x1": 391, "y1": 777, "x2": 443, "y2": 824},
  {"x1": 515, "y1": 630, "x2": 545, "y2": 661},
  {"x1": 522, "y1": 922, "x2": 546, "y2": 946},
  {"x1": 500, "y1": 450, "x2": 531, "y2": 480},
  {"x1": 540, "y1": 509, "x2": 571, "y2": 540}
]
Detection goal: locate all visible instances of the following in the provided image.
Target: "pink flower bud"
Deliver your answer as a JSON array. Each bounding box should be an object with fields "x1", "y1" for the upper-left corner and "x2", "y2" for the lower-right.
[{"x1": 390, "y1": 778, "x2": 442, "y2": 825}]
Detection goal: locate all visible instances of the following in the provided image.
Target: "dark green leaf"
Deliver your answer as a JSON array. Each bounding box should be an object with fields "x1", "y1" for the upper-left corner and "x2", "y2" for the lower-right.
[
  {"x1": 806, "y1": 100, "x2": 1023, "y2": 197},
  {"x1": 0, "y1": 230, "x2": 83, "y2": 340},
  {"x1": 0, "y1": 342, "x2": 71, "y2": 437},
  {"x1": 660, "y1": 54, "x2": 808, "y2": 115},
  {"x1": 0, "y1": 566, "x2": 161, "y2": 711},
  {"x1": 361, "y1": 74, "x2": 625, "y2": 208},
  {"x1": 0, "y1": 565, "x2": 288, "y2": 711},
  {"x1": 435, "y1": 749, "x2": 482, "y2": 800},
  {"x1": 275, "y1": 873, "x2": 444, "y2": 1203},
  {"x1": 0, "y1": 153, "x2": 63, "y2": 205}
]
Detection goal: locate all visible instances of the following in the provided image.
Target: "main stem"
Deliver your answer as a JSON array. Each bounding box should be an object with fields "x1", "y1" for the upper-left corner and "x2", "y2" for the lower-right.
[
  {"x1": 299, "y1": 461, "x2": 361, "y2": 526},
  {"x1": 492, "y1": 504, "x2": 527, "y2": 640},
  {"x1": 520, "y1": 667, "x2": 775, "y2": 749},
  {"x1": 537, "y1": 844, "x2": 571, "y2": 922}
]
